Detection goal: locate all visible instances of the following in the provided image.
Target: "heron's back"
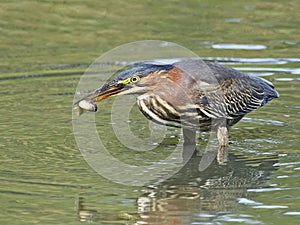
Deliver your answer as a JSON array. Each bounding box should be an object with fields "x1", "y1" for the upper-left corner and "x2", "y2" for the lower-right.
[
  {"x1": 182, "y1": 61, "x2": 279, "y2": 129},
  {"x1": 137, "y1": 60, "x2": 279, "y2": 130}
]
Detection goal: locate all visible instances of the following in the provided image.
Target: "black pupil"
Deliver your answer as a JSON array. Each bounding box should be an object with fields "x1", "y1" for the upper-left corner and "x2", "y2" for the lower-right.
[{"x1": 132, "y1": 77, "x2": 137, "y2": 82}]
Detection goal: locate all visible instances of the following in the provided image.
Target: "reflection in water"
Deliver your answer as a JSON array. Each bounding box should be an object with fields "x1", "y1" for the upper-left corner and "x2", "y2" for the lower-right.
[
  {"x1": 76, "y1": 197, "x2": 98, "y2": 222},
  {"x1": 76, "y1": 153, "x2": 278, "y2": 224},
  {"x1": 136, "y1": 153, "x2": 278, "y2": 224}
]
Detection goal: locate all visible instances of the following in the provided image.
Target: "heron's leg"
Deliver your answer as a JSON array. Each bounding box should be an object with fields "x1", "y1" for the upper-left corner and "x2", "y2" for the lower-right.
[
  {"x1": 217, "y1": 126, "x2": 229, "y2": 163},
  {"x1": 182, "y1": 128, "x2": 197, "y2": 162},
  {"x1": 217, "y1": 126, "x2": 228, "y2": 146}
]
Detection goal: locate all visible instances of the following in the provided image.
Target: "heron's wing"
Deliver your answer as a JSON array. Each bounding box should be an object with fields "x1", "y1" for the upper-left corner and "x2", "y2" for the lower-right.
[{"x1": 197, "y1": 63, "x2": 278, "y2": 119}]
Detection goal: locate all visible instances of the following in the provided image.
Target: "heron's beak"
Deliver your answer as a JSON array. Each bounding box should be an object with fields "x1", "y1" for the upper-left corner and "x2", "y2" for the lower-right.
[
  {"x1": 85, "y1": 82, "x2": 127, "y2": 102},
  {"x1": 73, "y1": 82, "x2": 126, "y2": 115},
  {"x1": 74, "y1": 79, "x2": 144, "y2": 114}
]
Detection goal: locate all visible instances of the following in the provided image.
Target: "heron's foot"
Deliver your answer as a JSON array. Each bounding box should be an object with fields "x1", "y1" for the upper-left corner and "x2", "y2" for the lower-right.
[{"x1": 217, "y1": 145, "x2": 228, "y2": 164}]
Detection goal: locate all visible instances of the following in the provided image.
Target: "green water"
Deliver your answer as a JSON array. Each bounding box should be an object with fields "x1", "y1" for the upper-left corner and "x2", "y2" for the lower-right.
[{"x1": 1, "y1": 1, "x2": 299, "y2": 224}]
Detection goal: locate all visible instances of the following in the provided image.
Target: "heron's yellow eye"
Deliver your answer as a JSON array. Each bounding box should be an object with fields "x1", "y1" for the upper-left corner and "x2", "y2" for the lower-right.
[{"x1": 130, "y1": 76, "x2": 140, "y2": 83}]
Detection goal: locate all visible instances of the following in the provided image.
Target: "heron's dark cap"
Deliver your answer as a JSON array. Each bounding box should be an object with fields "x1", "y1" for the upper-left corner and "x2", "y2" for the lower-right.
[{"x1": 116, "y1": 64, "x2": 174, "y2": 80}]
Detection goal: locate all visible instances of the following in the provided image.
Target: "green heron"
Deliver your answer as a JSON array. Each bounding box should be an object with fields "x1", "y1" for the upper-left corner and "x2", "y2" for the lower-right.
[{"x1": 76, "y1": 59, "x2": 279, "y2": 162}]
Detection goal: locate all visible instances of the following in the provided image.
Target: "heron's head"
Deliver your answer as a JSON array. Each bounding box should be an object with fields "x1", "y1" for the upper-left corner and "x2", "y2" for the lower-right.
[{"x1": 84, "y1": 63, "x2": 176, "y2": 102}]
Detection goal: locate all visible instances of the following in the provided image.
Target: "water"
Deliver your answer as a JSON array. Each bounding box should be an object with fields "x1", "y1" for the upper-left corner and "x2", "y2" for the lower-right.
[
  {"x1": 0, "y1": 57, "x2": 299, "y2": 224},
  {"x1": 1, "y1": 1, "x2": 300, "y2": 224}
]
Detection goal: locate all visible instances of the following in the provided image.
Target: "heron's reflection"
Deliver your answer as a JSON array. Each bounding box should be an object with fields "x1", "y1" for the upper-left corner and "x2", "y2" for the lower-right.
[
  {"x1": 76, "y1": 152, "x2": 278, "y2": 224},
  {"x1": 136, "y1": 153, "x2": 278, "y2": 224}
]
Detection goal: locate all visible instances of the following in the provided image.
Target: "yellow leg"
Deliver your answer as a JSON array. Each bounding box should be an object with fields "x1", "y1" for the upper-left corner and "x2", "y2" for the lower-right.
[{"x1": 217, "y1": 126, "x2": 229, "y2": 163}]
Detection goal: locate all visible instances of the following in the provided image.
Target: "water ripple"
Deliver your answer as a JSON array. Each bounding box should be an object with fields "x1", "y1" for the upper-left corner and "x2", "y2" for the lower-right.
[
  {"x1": 203, "y1": 57, "x2": 300, "y2": 65},
  {"x1": 247, "y1": 187, "x2": 291, "y2": 192},
  {"x1": 275, "y1": 78, "x2": 300, "y2": 81},
  {"x1": 273, "y1": 162, "x2": 300, "y2": 167},
  {"x1": 284, "y1": 212, "x2": 300, "y2": 216},
  {"x1": 237, "y1": 198, "x2": 262, "y2": 206},
  {"x1": 241, "y1": 117, "x2": 285, "y2": 126},
  {"x1": 236, "y1": 67, "x2": 300, "y2": 75},
  {"x1": 252, "y1": 205, "x2": 288, "y2": 209},
  {"x1": 215, "y1": 214, "x2": 262, "y2": 224},
  {"x1": 211, "y1": 44, "x2": 267, "y2": 50}
]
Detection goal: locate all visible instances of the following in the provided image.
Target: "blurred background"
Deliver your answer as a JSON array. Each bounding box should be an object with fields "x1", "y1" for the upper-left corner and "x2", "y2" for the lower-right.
[
  {"x1": 0, "y1": 0, "x2": 299, "y2": 224},
  {"x1": 1, "y1": 0, "x2": 299, "y2": 72}
]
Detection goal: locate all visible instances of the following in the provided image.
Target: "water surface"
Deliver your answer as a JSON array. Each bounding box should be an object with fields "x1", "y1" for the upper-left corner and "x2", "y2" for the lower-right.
[
  {"x1": 1, "y1": 0, "x2": 299, "y2": 224},
  {"x1": 0, "y1": 57, "x2": 299, "y2": 224}
]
